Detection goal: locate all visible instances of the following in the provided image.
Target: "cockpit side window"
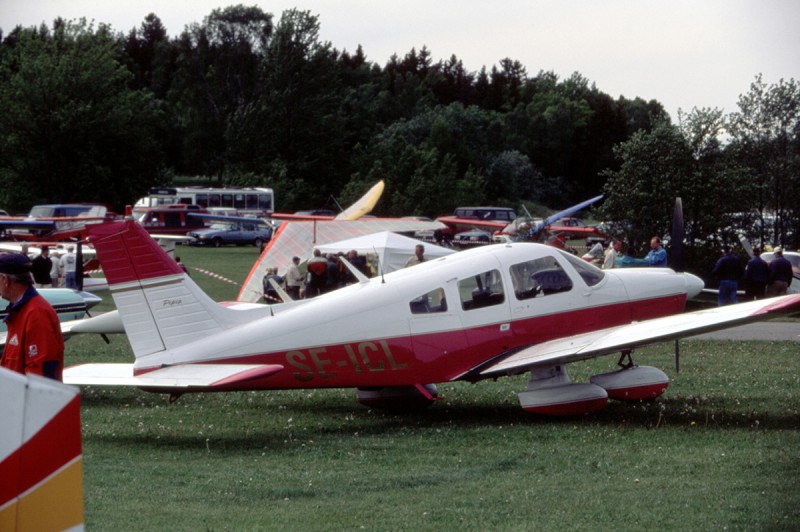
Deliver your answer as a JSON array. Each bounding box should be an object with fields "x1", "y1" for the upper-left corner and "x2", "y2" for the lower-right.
[
  {"x1": 458, "y1": 269, "x2": 505, "y2": 310},
  {"x1": 409, "y1": 288, "x2": 448, "y2": 314},
  {"x1": 561, "y1": 252, "x2": 605, "y2": 287},
  {"x1": 509, "y1": 256, "x2": 573, "y2": 299}
]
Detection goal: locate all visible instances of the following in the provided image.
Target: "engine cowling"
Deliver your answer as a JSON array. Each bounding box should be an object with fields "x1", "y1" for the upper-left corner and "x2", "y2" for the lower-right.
[
  {"x1": 356, "y1": 384, "x2": 438, "y2": 411},
  {"x1": 590, "y1": 365, "x2": 669, "y2": 401}
]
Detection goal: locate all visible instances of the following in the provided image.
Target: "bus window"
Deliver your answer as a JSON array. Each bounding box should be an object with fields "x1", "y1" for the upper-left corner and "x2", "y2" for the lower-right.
[
  {"x1": 234, "y1": 194, "x2": 246, "y2": 209},
  {"x1": 195, "y1": 194, "x2": 208, "y2": 207},
  {"x1": 208, "y1": 194, "x2": 221, "y2": 207},
  {"x1": 258, "y1": 194, "x2": 272, "y2": 211},
  {"x1": 222, "y1": 194, "x2": 233, "y2": 208},
  {"x1": 245, "y1": 194, "x2": 258, "y2": 209}
]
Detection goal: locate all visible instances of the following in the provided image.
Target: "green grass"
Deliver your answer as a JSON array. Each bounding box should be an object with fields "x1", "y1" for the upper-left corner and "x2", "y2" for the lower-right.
[{"x1": 68, "y1": 246, "x2": 800, "y2": 531}]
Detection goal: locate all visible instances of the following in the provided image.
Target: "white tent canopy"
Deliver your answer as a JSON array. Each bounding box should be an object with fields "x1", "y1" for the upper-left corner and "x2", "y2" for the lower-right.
[{"x1": 315, "y1": 231, "x2": 456, "y2": 273}]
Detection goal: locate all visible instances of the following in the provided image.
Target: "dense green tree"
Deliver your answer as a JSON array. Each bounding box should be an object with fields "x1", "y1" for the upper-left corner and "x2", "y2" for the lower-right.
[
  {"x1": 5, "y1": 6, "x2": 794, "y2": 237},
  {"x1": 351, "y1": 103, "x2": 505, "y2": 216},
  {"x1": 601, "y1": 114, "x2": 754, "y2": 274},
  {"x1": 168, "y1": 5, "x2": 272, "y2": 176},
  {"x1": 226, "y1": 9, "x2": 346, "y2": 209},
  {"x1": 727, "y1": 75, "x2": 800, "y2": 248},
  {"x1": 0, "y1": 19, "x2": 163, "y2": 211}
]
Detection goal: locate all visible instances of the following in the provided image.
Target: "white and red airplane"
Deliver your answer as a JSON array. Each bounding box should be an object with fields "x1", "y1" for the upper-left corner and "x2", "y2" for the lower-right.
[{"x1": 64, "y1": 219, "x2": 800, "y2": 415}]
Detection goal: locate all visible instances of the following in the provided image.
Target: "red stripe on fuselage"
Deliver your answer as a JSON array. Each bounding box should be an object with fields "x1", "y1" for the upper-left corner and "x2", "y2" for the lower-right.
[
  {"x1": 155, "y1": 294, "x2": 687, "y2": 391},
  {"x1": 0, "y1": 395, "x2": 81, "y2": 506}
]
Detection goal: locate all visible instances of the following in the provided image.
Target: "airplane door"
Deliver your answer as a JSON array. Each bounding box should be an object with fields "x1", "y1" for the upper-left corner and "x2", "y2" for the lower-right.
[
  {"x1": 454, "y1": 268, "x2": 513, "y2": 355},
  {"x1": 408, "y1": 285, "x2": 470, "y2": 380}
]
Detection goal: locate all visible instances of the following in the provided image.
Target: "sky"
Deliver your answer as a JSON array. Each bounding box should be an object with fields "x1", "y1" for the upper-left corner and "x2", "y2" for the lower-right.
[{"x1": 2, "y1": 0, "x2": 799, "y2": 120}]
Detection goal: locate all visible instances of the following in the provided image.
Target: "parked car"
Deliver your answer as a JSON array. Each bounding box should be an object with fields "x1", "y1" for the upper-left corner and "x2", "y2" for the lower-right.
[
  {"x1": 188, "y1": 222, "x2": 272, "y2": 247},
  {"x1": 453, "y1": 230, "x2": 493, "y2": 245},
  {"x1": 452, "y1": 206, "x2": 517, "y2": 222}
]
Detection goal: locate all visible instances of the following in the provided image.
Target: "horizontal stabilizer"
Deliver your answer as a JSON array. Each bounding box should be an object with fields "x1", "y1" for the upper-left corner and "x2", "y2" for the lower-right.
[
  {"x1": 481, "y1": 294, "x2": 800, "y2": 378},
  {"x1": 64, "y1": 363, "x2": 283, "y2": 390}
]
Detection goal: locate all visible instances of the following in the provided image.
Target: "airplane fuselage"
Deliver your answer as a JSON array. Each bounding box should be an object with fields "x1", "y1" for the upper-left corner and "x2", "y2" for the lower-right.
[{"x1": 131, "y1": 242, "x2": 702, "y2": 390}]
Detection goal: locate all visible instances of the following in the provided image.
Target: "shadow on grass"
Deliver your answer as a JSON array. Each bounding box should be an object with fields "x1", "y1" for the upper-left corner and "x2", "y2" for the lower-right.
[{"x1": 81, "y1": 385, "x2": 800, "y2": 457}]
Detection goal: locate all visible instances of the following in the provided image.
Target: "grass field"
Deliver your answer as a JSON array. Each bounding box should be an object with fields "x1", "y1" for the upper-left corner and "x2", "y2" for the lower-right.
[{"x1": 67, "y1": 245, "x2": 800, "y2": 531}]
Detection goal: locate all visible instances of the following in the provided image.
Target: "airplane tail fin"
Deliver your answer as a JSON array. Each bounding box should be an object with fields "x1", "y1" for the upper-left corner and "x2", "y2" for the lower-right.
[{"x1": 88, "y1": 220, "x2": 252, "y2": 359}]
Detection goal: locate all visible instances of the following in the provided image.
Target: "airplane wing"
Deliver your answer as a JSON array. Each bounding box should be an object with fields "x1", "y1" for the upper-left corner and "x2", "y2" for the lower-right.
[
  {"x1": 479, "y1": 294, "x2": 800, "y2": 378},
  {"x1": 334, "y1": 180, "x2": 385, "y2": 220},
  {"x1": 436, "y1": 216, "x2": 507, "y2": 232},
  {"x1": 64, "y1": 363, "x2": 284, "y2": 390},
  {"x1": 0, "y1": 220, "x2": 56, "y2": 231}
]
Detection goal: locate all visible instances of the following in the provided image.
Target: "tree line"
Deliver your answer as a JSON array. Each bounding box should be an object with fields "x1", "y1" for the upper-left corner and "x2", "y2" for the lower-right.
[{"x1": 0, "y1": 6, "x2": 797, "y2": 271}]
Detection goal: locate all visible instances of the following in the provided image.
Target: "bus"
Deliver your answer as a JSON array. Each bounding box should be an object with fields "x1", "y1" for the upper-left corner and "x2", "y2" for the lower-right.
[{"x1": 134, "y1": 187, "x2": 274, "y2": 215}]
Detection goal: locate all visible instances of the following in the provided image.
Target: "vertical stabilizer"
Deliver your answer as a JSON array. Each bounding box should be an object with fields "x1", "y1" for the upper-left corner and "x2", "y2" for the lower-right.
[{"x1": 88, "y1": 220, "x2": 250, "y2": 359}]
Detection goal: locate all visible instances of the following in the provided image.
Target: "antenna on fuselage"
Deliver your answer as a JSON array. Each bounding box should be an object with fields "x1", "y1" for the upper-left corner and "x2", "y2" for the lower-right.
[{"x1": 374, "y1": 245, "x2": 385, "y2": 283}]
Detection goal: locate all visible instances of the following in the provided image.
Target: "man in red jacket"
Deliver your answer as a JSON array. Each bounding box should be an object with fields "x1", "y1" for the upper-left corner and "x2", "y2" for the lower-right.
[{"x1": 0, "y1": 252, "x2": 64, "y2": 381}]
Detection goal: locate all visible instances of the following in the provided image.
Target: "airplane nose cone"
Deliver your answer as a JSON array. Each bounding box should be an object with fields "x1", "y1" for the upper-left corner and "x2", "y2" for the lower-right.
[{"x1": 684, "y1": 273, "x2": 704, "y2": 299}]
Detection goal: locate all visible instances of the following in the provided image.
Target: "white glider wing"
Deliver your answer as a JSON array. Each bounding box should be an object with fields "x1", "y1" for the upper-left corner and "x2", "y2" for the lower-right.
[
  {"x1": 64, "y1": 363, "x2": 284, "y2": 389},
  {"x1": 481, "y1": 294, "x2": 800, "y2": 378}
]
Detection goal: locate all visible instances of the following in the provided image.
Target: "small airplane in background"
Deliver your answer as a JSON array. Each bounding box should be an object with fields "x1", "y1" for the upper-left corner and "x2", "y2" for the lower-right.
[
  {"x1": 0, "y1": 203, "x2": 118, "y2": 242},
  {"x1": 436, "y1": 195, "x2": 609, "y2": 248},
  {"x1": 64, "y1": 219, "x2": 800, "y2": 416}
]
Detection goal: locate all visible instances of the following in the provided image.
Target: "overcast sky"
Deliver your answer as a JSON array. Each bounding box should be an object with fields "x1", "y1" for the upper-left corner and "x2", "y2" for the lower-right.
[{"x1": 2, "y1": 0, "x2": 798, "y2": 120}]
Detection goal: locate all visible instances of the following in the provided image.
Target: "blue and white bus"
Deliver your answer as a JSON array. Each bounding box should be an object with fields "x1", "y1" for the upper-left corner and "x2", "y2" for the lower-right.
[{"x1": 134, "y1": 186, "x2": 274, "y2": 215}]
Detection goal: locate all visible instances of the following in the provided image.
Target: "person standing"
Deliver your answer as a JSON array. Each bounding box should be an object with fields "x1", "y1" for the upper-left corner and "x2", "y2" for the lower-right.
[
  {"x1": 59, "y1": 245, "x2": 78, "y2": 289},
  {"x1": 175, "y1": 256, "x2": 190, "y2": 276},
  {"x1": 711, "y1": 245, "x2": 743, "y2": 306},
  {"x1": 0, "y1": 253, "x2": 65, "y2": 381},
  {"x1": 405, "y1": 244, "x2": 426, "y2": 267},
  {"x1": 49, "y1": 252, "x2": 60, "y2": 287},
  {"x1": 603, "y1": 240, "x2": 622, "y2": 269},
  {"x1": 644, "y1": 236, "x2": 668, "y2": 267},
  {"x1": 262, "y1": 267, "x2": 284, "y2": 304},
  {"x1": 284, "y1": 256, "x2": 303, "y2": 300},
  {"x1": 766, "y1": 247, "x2": 793, "y2": 297},
  {"x1": 743, "y1": 247, "x2": 770, "y2": 300},
  {"x1": 305, "y1": 249, "x2": 328, "y2": 298},
  {"x1": 31, "y1": 246, "x2": 53, "y2": 288}
]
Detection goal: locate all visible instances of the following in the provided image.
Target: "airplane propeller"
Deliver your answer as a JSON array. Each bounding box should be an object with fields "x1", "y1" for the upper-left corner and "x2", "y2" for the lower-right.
[
  {"x1": 521, "y1": 194, "x2": 604, "y2": 240},
  {"x1": 670, "y1": 197, "x2": 685, "y2": 272}
]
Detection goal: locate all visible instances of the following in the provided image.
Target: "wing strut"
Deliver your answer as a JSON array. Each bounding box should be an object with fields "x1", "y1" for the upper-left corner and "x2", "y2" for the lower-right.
[{"x1": 674, "y1": 340, "x2": 680, "y2": 374}]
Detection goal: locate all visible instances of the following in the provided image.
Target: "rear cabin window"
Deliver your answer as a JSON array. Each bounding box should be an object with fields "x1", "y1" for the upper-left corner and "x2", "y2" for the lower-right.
[
  {"x1": 509, "y1": 256, "x2": 573, "y2": 299},
  {"x1": 458, "y1": 269, "x2": 505, "y2": 310},
  {"x1": 409, "y1": 288, "x2": 448, "y2": 314}
]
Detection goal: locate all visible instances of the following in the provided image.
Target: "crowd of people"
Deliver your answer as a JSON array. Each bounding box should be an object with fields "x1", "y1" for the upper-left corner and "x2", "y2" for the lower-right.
[
  {"x1": 707, "y1": 244, "x2": 794, "y2": 305},
  {"x1": 262, "y1": 249, "x2": 375, "y2": 303},
  {"x1": 593, "y1": 236, "x2": 794, "y2": 306}
]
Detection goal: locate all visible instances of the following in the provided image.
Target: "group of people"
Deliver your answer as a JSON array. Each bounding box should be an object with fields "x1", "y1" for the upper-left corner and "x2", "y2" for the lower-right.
[
  {"x1": 600, "y1": 236, "x2": 668, "y2": 269},
  {"x1": 713, "y1": 245, "x2": 793, "y2": 305},
  {"x1": 598, "y1": 237, "x2": 794, "y2": 306},
  {"x1": 28, "y1": 244, "x2": 80, "y2": 289},
  {"x1": 262, "y1": 250, "x2": 373, "y2": 303},
  {"x1": 0, "y1": 243, "x2": 94, "y2": 383}
]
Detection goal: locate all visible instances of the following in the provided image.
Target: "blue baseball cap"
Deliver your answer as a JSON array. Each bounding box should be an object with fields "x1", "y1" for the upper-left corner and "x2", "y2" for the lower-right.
[{"x1": 0, "y1": 252, "x2": 32, "y2": 274}]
